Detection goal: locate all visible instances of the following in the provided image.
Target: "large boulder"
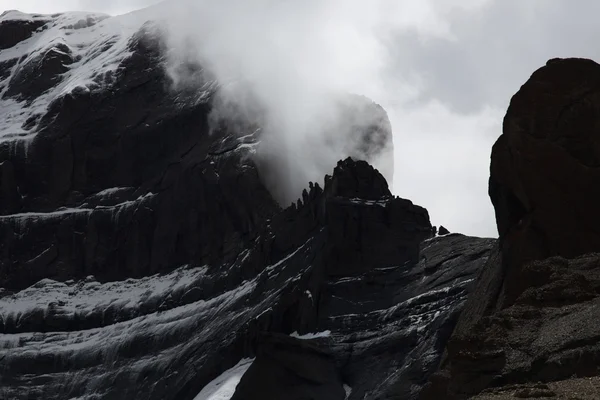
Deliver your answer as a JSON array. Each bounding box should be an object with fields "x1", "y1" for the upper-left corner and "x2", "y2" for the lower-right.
[
  {"x1": 422, "y1": 58, "x2": 600, "y2": 400},
  {"x1": 490, "y1": 57, "x2": 600, "y2": 305}
]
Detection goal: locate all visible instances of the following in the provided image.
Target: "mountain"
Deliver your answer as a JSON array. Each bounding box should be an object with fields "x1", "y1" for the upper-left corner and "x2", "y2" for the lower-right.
[
  {"x1": 6, "y1": 6, "x2": 600, "y2": 400},
  {"x1": 0, "y1": 9, "x2": 494, "y2": 400}
]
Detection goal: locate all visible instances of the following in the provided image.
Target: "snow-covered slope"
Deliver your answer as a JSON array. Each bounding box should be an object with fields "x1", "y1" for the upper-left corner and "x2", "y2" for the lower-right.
[
  {"x1": 192, "y1": 359, "x2": 254, "y2": 400},
  {"x1": 0, "y1": 9, "x2": 148, "y2": 143}
]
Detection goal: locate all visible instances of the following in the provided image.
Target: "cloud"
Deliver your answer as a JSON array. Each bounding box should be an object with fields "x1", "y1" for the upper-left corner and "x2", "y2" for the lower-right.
[
  {"x1": 4, "y1": 0, "x2": 600, "y2": 237},
  {"x1": 0, "y1": 0, "x2": 159, "y2": 15},
  {"x1": 160, "y1": 0, "x2": 402, "y2": 205},
  {"x1": 157, "y1": 0, "x2": 501, "y2": 233},
  {"x1": 380, "y1": 0, "x2": 600, "y2": 237}
]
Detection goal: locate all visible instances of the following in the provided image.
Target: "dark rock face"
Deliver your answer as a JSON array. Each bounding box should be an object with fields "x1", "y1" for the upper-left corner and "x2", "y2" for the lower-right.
[
  {"x1": 438, "y1": 226, "x2": 450, "y2": 235},
  {"x1": 423, "y1": 58, "x2": 600, "y2": 400},
  {"x1": 423, "y1": 254, "x2": 600, "y2": 400},
  {"x1": 490, "y1": 58, "x2": 600, "y2": 304},
  {"x1": 0, "y1": 10, "x2": 496, "y2": 400},
  {"x1": 4, "y1": 42, "x2": 74, "y2": 101},
  {"x1": 0, "y1": 12, "x2": 48, "y2": 50},
  {"x1": 0, "y1": 151, "x2": 496, "y2": 399},
  {"x1": 231, "y1": 333, "x2": 346, "y2": 400},
  {"x1": 0, "y1": 19, "x2": 277, "y2": 291}
]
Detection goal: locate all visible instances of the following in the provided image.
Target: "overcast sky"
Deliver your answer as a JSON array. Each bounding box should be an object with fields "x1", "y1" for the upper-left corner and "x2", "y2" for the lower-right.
[{"x1": 2, "y1": 0, "x2": 598, "y2": 238}]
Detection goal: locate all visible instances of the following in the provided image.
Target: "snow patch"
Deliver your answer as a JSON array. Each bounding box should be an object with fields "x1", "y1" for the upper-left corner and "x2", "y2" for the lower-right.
[
  {"x1": 0, "y1": 278, "x2": 257, "y2": 355},
  {"x1": 0, "y1": 264, "x2": 207, "y2": 324},
  {"x1": 344, "y1": 384, "x2": 352, "y2": 399},
  {"x1": 347, "y1": 197, "x2": 390, "y2": 207},
  {"x1": 0, "y1": 192, "x2": 155, "y2": 224},
  {"x1": 94, "y1": 187, "x2": 134, "y2": 197},
  {"x1": 193, "y1": 358, "x2": 254, "y2": 400},
  {"x1": 290, "y1": 330, "x2": 331, "y2": 339}
]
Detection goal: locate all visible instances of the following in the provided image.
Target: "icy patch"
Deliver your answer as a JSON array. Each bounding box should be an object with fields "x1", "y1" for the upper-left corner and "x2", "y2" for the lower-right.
[
  {"x1": 0, "y1": 278, "x2": 257, "y2": 354},
  {"x1": 402, "y1": 278, "x2": 474, "y2": 308},
  {"x1": 94, "y1": 187, "x2": 134, "y2": 197},
  {"x1": 347, "y1": 197, "x2": 390, "y2": 207},
  {"x1": 193, "y1": 358, "x2": 254, "y2": 400},
  {"x1": 264, "y1": 236, "x2": 315, "y2": 276},
  {"x1": 344, "y1": 384, "x2": 352, "y2": 399},
  {"x1": 290, "y1": 330, "x2": 331, "y2": 340},
  {"x1": 0, "y1": 207, "x2": 93, "y2": 221},
  {"x1": 235, "y1": 141, "x2": 260, "y2": 154}
]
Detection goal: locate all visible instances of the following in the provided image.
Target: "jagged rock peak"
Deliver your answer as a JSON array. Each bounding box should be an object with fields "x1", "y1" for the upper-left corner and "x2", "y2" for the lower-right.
[
  {"x1": 288, "y1": 157, "x2": 388, "y2": 209},
  {"x1": 324, "y1": 157, "x2": 391, "y2": 200}
]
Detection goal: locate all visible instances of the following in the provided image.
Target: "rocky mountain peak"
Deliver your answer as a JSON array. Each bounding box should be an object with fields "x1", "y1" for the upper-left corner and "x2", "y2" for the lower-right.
[{"x1": 325, "y1": 157, "x2": 391, "y2": 200}]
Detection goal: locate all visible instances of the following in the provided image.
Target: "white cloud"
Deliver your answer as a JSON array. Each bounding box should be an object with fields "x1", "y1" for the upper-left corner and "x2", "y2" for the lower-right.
[
  {"x1": 0, "y1": 0, "x2": 159, "y2": 15},
  {"x1": 3, "y1": 0, "x2": 600, "y2": 237}
]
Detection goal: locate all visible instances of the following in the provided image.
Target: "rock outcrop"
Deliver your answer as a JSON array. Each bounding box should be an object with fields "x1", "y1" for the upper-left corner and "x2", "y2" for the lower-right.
[
  {"x1": 490, "y1": 57, "x2": 600, "y2": 305},
  {"x1": 0, "y1": 9, "x2": 495, "y2": 400},
  {"x1": 422, "y1": 58, "x2": 600, "y2": 399}
]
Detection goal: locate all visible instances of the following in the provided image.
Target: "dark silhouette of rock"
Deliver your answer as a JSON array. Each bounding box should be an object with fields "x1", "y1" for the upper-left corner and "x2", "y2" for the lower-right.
[
  {"x1": 422, "y1": 58, "x2": 600, "y2": 400},
  {"x1": 231, "y1": 333, "x2": 346, "y2": 400},
  {"x1": 0, "y1": 12, "x2": 49, "y2": 50},
  {"x1": 438, "y1": 226, "x2": 450, "y2": 235},
  {"x1": 490, "y1": 57, "x2": 600, "y2": 305}
]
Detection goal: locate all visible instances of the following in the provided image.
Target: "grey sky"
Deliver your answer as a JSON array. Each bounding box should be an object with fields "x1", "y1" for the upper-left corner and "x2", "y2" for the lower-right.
[{"x1": 2, "y1": 0, "x2": 598, "y2": 238}]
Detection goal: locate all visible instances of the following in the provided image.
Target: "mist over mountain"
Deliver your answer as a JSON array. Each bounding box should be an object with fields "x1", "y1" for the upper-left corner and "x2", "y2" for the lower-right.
[{"x1": 3, "y1": 2, "x2": 600, "y2": 400}]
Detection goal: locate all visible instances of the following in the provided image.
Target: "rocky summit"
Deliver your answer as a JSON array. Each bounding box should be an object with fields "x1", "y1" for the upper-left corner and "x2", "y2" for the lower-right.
[{"x1": 2, "y1": 5, "x2": 600, "y2": 400}]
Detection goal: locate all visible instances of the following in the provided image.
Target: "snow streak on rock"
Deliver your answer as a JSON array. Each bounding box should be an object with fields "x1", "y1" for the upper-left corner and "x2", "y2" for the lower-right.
[{"x1": 193, "y1": 358, "x2": 254, "y2": 400}]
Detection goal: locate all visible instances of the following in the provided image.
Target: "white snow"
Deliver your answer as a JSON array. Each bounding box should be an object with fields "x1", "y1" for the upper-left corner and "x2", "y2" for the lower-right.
[
  {"x1": 94, "y1": 187, "x2": 134, "y2": 197},
  {"x1": 0, "y1": 207, "x2": 93, "y2": 221},
  {"x1": 264, "y1": 236, "x2": 314, "y2": 276},
  {"x1": 347, "y1": 198, "x2": 389, "y2": 207},
  {"x1": 234, "y1": 141, "x2": 260, "y2": 154},
  {"x1": 343, "y1": 384, "x2": 352, "y2": 399},
  {"x1": 0, "y1": 8, "x2": 162, "y2": 143},
  {"x1": 0, "y1": 277, "x2": 257, "y2": 354},
  {"x1": 0, "y1": 12, "x2": 137, "y2": 140},
  {"x1": 0, "y1": 264, "x2": 207, "y2": 322},
  {"x1": 290, "y1": 330, "x2": 331, "y2": 339},
  {"x1": 0, "y1": 192, "x2": 155, "y2": 223},
  {"x1": 0, "y1": 229, "x2": 317, "y2": 397},
  {"x1": 193, "y1": 358, "x2": 254, "y2": 400}
]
